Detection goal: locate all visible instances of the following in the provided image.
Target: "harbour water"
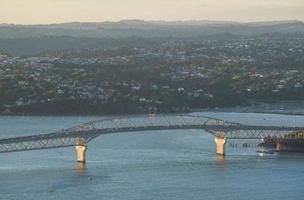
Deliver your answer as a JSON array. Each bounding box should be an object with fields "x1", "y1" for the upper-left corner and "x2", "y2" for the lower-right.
[{"x1": 0, "y1": 112, "x2": 304, "y2": 200}]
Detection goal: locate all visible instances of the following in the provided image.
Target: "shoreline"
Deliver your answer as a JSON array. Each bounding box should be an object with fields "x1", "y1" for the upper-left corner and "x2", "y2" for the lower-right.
[
  {"x1": 1, "y1": 109, "x2": 304, "y2": 117},
  {"x1": 1, "y1": 101, "x2": 304, "y2": 117}
]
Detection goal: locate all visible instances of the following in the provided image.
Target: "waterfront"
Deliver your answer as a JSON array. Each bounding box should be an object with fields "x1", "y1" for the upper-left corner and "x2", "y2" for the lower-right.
[{"x1": 0, "y1": 112, "x2": 304, "y2": 200}]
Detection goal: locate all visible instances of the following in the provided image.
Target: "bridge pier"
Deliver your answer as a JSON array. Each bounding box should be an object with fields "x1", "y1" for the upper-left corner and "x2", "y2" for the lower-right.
[
  {"x1": 276, "y1": 142, "x2": 281, "y2": 152},
  {"x1": 215, "y1": 137, "x2": 226, "y2": 155},
  {"x1": 75, "y1": 145, "x2": 86, "y2": 163}
]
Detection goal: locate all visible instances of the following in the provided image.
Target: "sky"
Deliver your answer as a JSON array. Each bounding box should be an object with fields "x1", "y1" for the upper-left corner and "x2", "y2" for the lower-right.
[{"x1": 1, "y1": 0, "x2": 304, "y2": 24}]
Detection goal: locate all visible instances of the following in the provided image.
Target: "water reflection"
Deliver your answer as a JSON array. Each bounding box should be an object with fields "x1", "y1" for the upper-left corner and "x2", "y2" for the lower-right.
[
  {"x1": 76, "y1": 162, "x2": 86, "y2": 174},
  {"x1": 216, "y1": 155, "x2": 225, "y2": 165}
]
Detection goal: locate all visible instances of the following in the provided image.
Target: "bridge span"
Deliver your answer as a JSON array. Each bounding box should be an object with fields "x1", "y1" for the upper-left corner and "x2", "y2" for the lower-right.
[{"x1": 1, "y1": 114, "x2": 304, "y2": 162}]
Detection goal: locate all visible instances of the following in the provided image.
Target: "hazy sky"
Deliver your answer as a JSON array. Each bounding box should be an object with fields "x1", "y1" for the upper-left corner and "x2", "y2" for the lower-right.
[{"x1": 1, "y1": 0, "x2": 304, "y2": 24}]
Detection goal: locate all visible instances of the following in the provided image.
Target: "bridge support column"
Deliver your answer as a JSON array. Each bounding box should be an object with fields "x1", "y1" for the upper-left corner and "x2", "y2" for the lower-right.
[
  {"x1": 75, "y1": 145, "x2": 86, "y2": 163},
  {"x1": 215, "y1": 137, "x2": 226, "y2": 155},
  {"x1": 276, "y1": 142, "x2": 281, "y2": 152}
]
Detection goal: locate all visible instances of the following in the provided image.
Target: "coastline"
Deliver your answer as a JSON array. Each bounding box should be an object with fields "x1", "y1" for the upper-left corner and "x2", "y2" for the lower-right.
[
  {"x1": 1, "y1": 101, "x2": 304, "y2": 116},
  {"x1": 193, "y1": 101, "x2": 304, "y2": 116}
]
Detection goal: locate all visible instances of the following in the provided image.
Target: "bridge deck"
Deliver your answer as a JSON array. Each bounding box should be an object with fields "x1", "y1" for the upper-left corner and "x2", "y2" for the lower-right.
[{"x1": 1, "y1": 115, "x2": 304, "y2": 153}]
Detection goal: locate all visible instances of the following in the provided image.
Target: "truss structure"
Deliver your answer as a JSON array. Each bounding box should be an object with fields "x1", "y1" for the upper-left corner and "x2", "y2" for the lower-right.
[{"x1": 1, "y1": 114, "x2": 303, "y2": 153}]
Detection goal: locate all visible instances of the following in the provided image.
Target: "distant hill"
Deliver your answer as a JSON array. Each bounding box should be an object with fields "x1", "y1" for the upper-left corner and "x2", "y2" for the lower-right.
[
  {"x1": 0, "y1": 20, "x2": 304, "y2": 55},
  {"x1": 0, "y1": 20, "x2": 304, "y2": 39},
  {"x1": 0, "y1": 36, "x2": 160, "y2": 55}
]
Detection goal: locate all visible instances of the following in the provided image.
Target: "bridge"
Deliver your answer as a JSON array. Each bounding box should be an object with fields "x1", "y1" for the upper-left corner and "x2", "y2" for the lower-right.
[{"x1": 1, "y1": 114, "x2": 304, "y2": 162}]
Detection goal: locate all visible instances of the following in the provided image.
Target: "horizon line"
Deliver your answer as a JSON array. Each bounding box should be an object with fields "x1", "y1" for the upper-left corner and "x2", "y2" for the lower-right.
[{"x1": 1, "y1": 19, "x2": 303, "y2": 26}]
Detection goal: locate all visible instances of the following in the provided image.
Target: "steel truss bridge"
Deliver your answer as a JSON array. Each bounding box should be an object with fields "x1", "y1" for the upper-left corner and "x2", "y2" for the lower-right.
[{"x1": 1, "y1": 115, "x2": 304, "y2": 158}]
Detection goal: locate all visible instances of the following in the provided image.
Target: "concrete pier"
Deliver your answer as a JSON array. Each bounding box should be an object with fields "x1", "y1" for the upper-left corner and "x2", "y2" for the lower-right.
[
  {"x1": 215, "y1": 137, "x2": 226, "y2": 155},
  {"x1": 276, "y1": 142, "x2": 281, "y2": 152},
  {"x1": 75, "y1": 145, "x2": 86, "y2": 163}
]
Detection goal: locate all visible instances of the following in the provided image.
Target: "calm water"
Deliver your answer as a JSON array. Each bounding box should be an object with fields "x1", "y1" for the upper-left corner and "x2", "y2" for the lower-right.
[{"x1": 0, "y1": 112, "x2": 304, "y2": 200}]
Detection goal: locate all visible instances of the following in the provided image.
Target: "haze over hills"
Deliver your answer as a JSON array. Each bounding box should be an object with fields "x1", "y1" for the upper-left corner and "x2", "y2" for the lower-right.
[
  {"x1": 0, "y1": 20, "x2": 304, "y2": 55},
  {"x1": 1, "y1": 20, "x2": 304, "y2": 38}
]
